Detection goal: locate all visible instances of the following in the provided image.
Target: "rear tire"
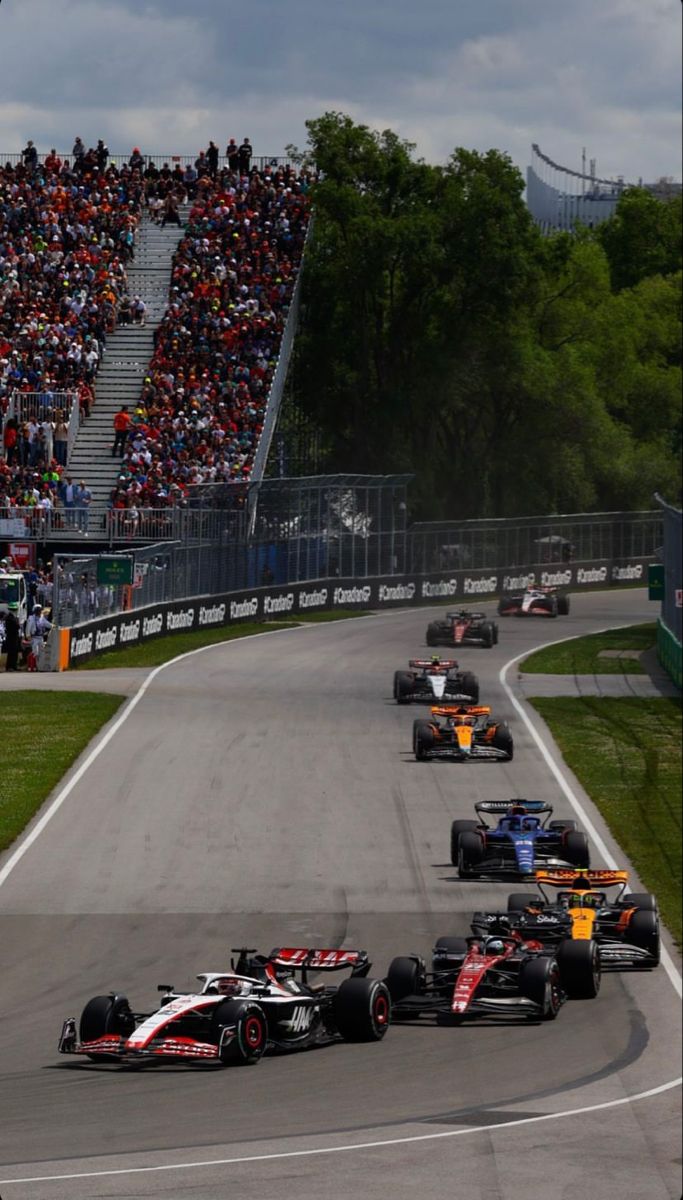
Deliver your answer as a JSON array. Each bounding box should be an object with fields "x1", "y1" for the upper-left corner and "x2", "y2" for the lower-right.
[
  {"x1": 450, "y1": 819, "x2": 479, "y2": 865},
  {"x1": 492, "y1": 623, "x2": 499, "y2": 644},
  {"x1": 394, "y1": 671, "x2": 414, "y2": 705},
  {"x1": 628, "y1": 911, "x2": 661, "y2": 964},
  {"x1": 564, "y1": 831, "x2": 590, "y2": 868},
  {"x1": 492, "y1": 724, "x2": 514, "y2": 760},
  {"x1": 432, "y1": 936, "x2": 468, "y2": 972},
  {"x1": 557, "y1": 595, "x2": 570, "y2": 616},
  {"x1": 481, "y1": 622, "x2": 494, "y2": 647},
  {"x1": 519, "y1": 957, "x2": 562, "y2": 1020},
  {"x1": 458, "y1": 831, "x2": 484, "y2": 878},
  {"x1": 458, "y1": 671, "x2": 479, "y2": 702},
  {"x1": 556, "y1": 940, "x2": 601, "y2": 999},
  {"x1": 548, "y1": 820, "x2": 577, "y2": 834},
  {"x1": 623, "y1": 893, "x2": 657, "y2": 913},
  {"x1": 334, "y1": 978, "x2": 390, "y2": 1041},
  {"x1": 212, "y1": 999, "x2": 268, "y2": 1065}
]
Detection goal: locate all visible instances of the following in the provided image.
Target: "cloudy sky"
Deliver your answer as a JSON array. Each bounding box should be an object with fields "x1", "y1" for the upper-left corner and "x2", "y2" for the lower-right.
[{"x1": 0, "y1": 0, "x2": 680, "y2": 185}]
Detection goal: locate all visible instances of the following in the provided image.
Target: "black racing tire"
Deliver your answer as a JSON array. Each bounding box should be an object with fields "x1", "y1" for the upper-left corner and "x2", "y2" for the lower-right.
[
  {"x1": 432, "y1": 936, "x2": 468, "y2": 972},
  {"x1": 212, "y1": 999, "x2": 268, "y2": 1065},
  {"x1": 394, "y1": 671, "x2": 414, "y2": 705},
  {"x1": 459, "y1": 671, "x2": 479, "y2": 703},
  {"x1": 498, "y1": 598, "x2": 511, "y2": 616},
  {"x1": 79, "y1": 994, "x2": 134, "y2": 1060},
  {"x1": 628, "y1": 911, "x2": 661, "y2": 964},
  {"x1": 519, "y1": 956, "x2": 563, "y2": 1020},
  {"x1": 557, "y1": 594, "x2": 570, "y2": 616},
  {"x1": 481, "y1": 622, "x2": 494, "y2": 648},
  {"x1": 426, "y1": 624, "x2": 440, "y2": 647},
  {"x1": 450, "y1": 819, "x2": 479, "y2": 865},
  {"x1": 556, "y1": 940, "x2": 601, "y2": 999},
  {"x1": 492, "y1": 723, "x2": 514, "y2": 760},
  {"x1": 334, "y1": 977, "x2": 391, "y2": 1041},
  {"x1": 548, "y1": 820, "x2": 578, "y2": 834},
  {"x1": 414, "y1": 720, "x2": 435, "y2": 761},
  {"x1": 458, "y1": 831, "x2": 484, "y2": 878},
  {"x1": 564, "y1": 831, "x2": 590, "y2": 868},
  {"x1": 507, "y1": 892, "x2": 541, "y2": 912},
  {"x1": 623, "y1": 893, "x2": 658, "y2": 913},
  {"x1": 492, "y1": 622, "x2": 499, "y2": 644},
  {"x1": 385, "y1": 956, "x2": 422, "y2": 1006}
]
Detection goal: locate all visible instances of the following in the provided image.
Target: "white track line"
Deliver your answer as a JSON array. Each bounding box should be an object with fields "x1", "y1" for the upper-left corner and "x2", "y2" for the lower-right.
[
  {"x1": 499, "y1": 634, "x2": 682, "y2": 999},
  {"x1": 0, "y1": 1076, "x2": 680, "y2": 1187}
]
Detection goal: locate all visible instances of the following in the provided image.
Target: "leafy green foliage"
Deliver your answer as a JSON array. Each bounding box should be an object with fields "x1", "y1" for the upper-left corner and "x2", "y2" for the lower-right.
[{"x1": 291, "y1": 114, "x2": 682, "y2": 517}]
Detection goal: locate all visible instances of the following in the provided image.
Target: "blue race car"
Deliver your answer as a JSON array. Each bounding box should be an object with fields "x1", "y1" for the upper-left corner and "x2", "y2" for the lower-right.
[{"x1": 450, "y1": 800, "x2": 590, "y2": 880}]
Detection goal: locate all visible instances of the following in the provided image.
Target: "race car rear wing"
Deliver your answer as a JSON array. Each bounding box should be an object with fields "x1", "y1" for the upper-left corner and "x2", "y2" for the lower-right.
[
  {"x1": 534, "y1": 869, "x2": 630, "y2": 904},
  {"x1": 535, "y1": 868, "x2": 629, "y2": 889},
  {"x1": 409, "y1": 659, "x2": 459, "y2": 669},
  {"x1": 431, "y1": 704, "x2": 490, "y2": 718},
  {"x1": 475, "y1": 799, "x2": 553, "y2": 817},
  {"x1": 446, "y1": 611, "x2": 485, "y2": 620},
  {"x1": 268, "y1": 947, "x2": 371, "y2": 980}
]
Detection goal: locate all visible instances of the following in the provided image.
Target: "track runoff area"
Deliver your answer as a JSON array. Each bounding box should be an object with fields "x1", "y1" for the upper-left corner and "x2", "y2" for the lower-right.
[{"x1": 0, "y1": 588, "x2": 680, "y2": 1200}]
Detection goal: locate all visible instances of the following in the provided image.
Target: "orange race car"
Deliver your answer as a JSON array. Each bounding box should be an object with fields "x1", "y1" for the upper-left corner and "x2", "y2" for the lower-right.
[
  {"x1": 413, "y1": 704, "x2": 513, "y2": 762},
  {"x1": 502, "y1": 869, "x2": 661, "y2": 968}
]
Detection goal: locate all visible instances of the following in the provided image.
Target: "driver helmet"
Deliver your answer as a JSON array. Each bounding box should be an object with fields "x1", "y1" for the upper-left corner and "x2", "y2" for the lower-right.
[
  {"x1": 430, "y1": 654, "x2": 441, "y2": 666},
  {"x1": 485, "y1": 938, "x2": 505, "y2": 955},
  {"x1": 214, "y1": 975, "x2": 243, "y2": 996}
]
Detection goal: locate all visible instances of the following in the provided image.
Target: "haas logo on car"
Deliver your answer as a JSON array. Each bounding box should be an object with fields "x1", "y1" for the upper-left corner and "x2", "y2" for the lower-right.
[{"x1": 281, "y1": 1006, "x2": 314, "y2": 1034}]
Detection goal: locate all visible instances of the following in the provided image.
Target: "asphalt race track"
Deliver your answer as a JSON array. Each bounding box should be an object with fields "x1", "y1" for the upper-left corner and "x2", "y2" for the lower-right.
[{"x1": 0, "y1": 588, "x2": 680, "y2": 1200}]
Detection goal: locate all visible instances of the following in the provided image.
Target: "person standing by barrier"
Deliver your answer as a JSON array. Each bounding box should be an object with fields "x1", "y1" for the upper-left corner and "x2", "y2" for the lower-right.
[
  {"x1": 4, "y1": 603, "x2": 21, "y2": 671},
  {"x1": 53, "y1": 410, "x2": 69, "y2": 466},
  {"x1": 76, "y1": 479, "x2": 92, "y2": 533},
  {"x1": 25, "y1": 603, "x2": 51, "y2": 671},
  {"x1": 112, "y1": 405, "x2": 130, "y2": 456}
]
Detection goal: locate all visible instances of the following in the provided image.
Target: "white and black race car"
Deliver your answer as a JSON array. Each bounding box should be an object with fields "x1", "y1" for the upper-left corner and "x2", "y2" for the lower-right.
[
  {"x1": 393, "y1": 657, "x2": 479, "y2": 704},
  {"x1": 58, "y1": 947, "x2": 391, "y2": 1067}
]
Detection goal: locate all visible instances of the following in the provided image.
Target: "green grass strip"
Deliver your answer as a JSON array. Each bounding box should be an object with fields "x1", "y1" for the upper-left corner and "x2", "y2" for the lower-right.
[
  {"x1": 529, "y1": 695, "x2": 682, "y2": 946},
  {"x1": 0, "y1": 692, "x2": 125, "y2": 853},
  {"x1": 73, "y1": 611, "x2": 372, "y2": 670},
  {"x1": 521, "y1": 623, "x2": 656, "y2": 675}
]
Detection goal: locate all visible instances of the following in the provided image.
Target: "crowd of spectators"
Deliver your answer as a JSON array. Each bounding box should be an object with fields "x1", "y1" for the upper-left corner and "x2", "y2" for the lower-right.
[{"x1": 1, "y1": 137, "x2": 313, "y2": 533}]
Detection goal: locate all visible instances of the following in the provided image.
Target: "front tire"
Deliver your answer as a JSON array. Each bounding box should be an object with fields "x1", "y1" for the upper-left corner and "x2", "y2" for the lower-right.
[
  {"x1": 556, "y1": 940, "x2": 601, "y2": 999},
  {"x1": 212, "y1": 999, "x2": 268, "y2": 1065},
  {"x1": 628, "y1": 910, "x2": 661, "y2": 964},
  {"x1": 334, "y1": 978, "x2": 391, "y2": 1041},
  {"x1": 519, "y1": 957, "x2": 563, "y2": 1020},
  {"x1": 426, "y1": 624, "x2": 439, "y2": 647},
  {"x1": 386, "y1": 956, "x2": 422, "y2": 1005},
  {"x1": 394, "y1": 671, "x2": 414, "y2": 705},
  {"x1": 414, "y1": 720, "x2": 435, "y2": 760},
  {"x1": 492, "y1": 724, "x2": 514, "y2": 760},
  {"x1": 481, "y1": 622, "x2": 494, "y2": 647},
  {"x1": 79, "y1": 994, "x2": 134, "y2": 1060}
]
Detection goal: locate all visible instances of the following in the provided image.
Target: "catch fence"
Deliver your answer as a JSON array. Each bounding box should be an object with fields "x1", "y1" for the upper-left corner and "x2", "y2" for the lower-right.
[{"x1": 654, "y1": 493, "x2": 682, "y2": 686}]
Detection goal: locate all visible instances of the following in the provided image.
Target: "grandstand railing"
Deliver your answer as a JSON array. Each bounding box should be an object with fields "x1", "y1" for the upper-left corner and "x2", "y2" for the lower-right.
[
  {"x1": 2, "y1": 390, "x2": 80, "y2": 462},
  {"x1": 1, "y1": 152, "x2": 293, "y2": 173}
]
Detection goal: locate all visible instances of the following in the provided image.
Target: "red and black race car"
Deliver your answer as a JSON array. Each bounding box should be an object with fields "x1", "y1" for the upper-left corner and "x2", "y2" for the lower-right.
[
  {"x1": 497, "y1": 585, "x2": 570, "y2": 617},
  {"x1": 58, "y1": 947, "x2": 390, "y2": 1067},
  {"x1": 384, "y1": 930, "x2": 592, "y2": 1023},
  {"x1": 425, "y1": 610, "x2": 499, "y2": 648}
]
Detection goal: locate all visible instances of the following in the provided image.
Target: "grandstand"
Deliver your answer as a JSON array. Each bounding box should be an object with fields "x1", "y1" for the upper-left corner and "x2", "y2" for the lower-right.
[{"x1": 0, "y1": 143, "x2": 313, "y2": 541}]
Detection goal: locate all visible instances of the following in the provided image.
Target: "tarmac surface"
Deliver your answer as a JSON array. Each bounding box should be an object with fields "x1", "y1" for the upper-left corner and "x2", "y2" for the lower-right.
[{"x1": 0, "y1": 588, "x2": 680, "y2": 1199}]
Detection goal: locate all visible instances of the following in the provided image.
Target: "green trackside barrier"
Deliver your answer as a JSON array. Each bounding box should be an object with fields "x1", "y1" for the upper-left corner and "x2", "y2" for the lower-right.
[{"x1": 657, "y1": 618, "x2": 682, "y2": 689}]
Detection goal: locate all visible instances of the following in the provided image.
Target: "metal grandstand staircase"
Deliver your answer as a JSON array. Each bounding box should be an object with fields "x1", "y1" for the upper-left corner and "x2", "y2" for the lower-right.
[{"x1": 67, "y1": 207, "x2": 190, "y2": 504}]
